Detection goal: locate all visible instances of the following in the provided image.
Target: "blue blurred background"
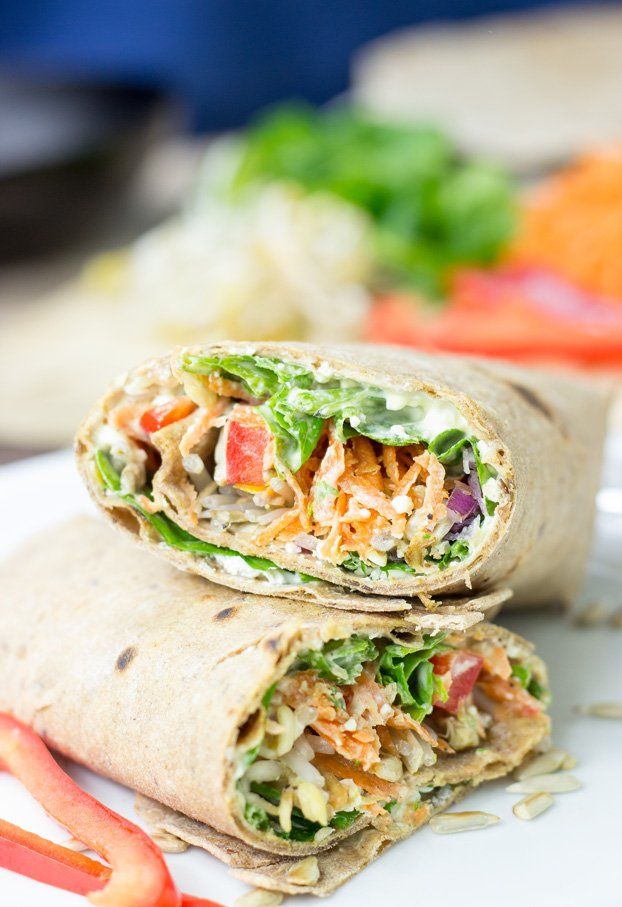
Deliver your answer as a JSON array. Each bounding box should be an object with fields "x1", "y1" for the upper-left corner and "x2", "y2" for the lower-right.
[{"x1": 0, "y1": 0, "x2": 586, "y2": 131}]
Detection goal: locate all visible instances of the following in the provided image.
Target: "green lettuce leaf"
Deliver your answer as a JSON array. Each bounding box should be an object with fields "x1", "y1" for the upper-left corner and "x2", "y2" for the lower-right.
[
  {"x1": 292, "y1": 635, "x2": 379, "y2": 684},
  {"x1": 376, "y1": 635, "x2": 449, "y2": 721},
  {"x1": 432, "y1": 539, "x2": 471, "y2": 570}
]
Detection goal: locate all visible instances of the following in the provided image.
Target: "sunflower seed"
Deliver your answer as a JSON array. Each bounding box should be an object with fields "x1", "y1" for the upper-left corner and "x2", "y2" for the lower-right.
[
  {"x1": 513, "y1": 792, "x2": 554, "y2": 820},
  {"x1": 150, "y1": 831, "x2": 189, "y2": 853},
  {"x1": 572, "y1": 601, "x2": 608, "y2": 627},
  {"x1": 609, "y1": 607, "x2": 622, "y2": 629},
  {"x1": 514, "y1": 748, "x2": 569, "y2": 780},
  {"x1": 561, "y1": 753, "x2": 577, "y2": 770},
  {"x1": 429, "y1": 811, "x2": 500, "y2": 834},
  {"x1": 507, "y1": 773, "x2": 581, "y2": 793},
  {"x1": 575, "y1": 701, "x2": 622, "y2": 719},
  {"x1": 286, "y1": 856, "x2": 320, "y2": 886},
  {"x1": 235, "y1": 890, "x2": 283, "y2": 907}
]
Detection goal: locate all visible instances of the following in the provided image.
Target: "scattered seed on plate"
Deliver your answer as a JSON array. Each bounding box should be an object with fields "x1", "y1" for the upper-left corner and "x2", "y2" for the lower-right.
[
  {"x1": 286, "y1": 856, "x2": 320, "y2": 886},
  {"x1": 513, "y1": 792, "x2": 554, "y2": 820},
  {"x1": 507, "y1": 773, "x2": 581, "y2": 794},
  {"x1": 515, "y1": 748, "x2": 568, "y2": 780},
  {"x1": 150, "y1": 831, "x2": 189, "y2": 853},
  {"x1": 429, "y1": 811, "x2": 500, "y2": 834},
  {"x1": 575, "y1": 701, "x2": 622, "y2": 720},
  {"x1": 572, "y1": 600, "x2": 608, "y2": 627},
  {"x1": 235, "y1": 890, "x2": 283, "y2": 907},
  {"x1": 609, "y1": 607, "x2": 622, "y2": 630}
]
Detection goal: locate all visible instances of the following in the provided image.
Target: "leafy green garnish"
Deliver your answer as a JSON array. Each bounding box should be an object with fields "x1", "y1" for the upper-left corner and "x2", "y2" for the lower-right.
[
  {"x1": 261, "y1": 682, "x2": 277, "y2": 709},
  {"x1": 292, "y1": 636, "x2": 379, "y2": 684},
  {"x1": 340, "y1": 552, "x2": 419, "y2": 577},
  {"x1": 244, "y1": 801, "x2": 270, "y2": 832},
  {"x1": 94, "y1": 450, "x2": 315, "y2": 581},
  {"x1": 376, "y1": 635, "x2": 449, "y2": 722},
  {"x1": 511, "y1": 663, "x2": 550, "y2": 704},
  {"x1": 433, "y1": 539, "x2": 471, "y2": 571},
  {"x1": 226, "y1": 105, "x2": 515, "y2": 296},
  {"x1": 248, "y1": 782, "x2": 360, "y2": 840},
  {"x1": 428, "y1": 429, "x2": 471, "y2": 468}
]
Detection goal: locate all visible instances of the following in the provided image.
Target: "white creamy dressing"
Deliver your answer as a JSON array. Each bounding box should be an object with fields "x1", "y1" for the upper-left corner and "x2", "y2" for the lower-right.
[{"x1": 211, "y1": 553, "x2": 307, "y2": 586}]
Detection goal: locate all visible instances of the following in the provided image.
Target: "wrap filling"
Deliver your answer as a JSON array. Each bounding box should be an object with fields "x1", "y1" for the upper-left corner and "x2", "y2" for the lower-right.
[
  {"x1": 91, "y1": 353, "x2": 508, "y2": 586},
  {"x1": 234, "y1": 629, "x2": 547, "y2": 842}
]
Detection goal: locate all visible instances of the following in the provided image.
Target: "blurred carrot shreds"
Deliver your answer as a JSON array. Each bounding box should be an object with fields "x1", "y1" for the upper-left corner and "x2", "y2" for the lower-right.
[{"x1": 507, "y1": 144, "x2": 622, "y2": 300}]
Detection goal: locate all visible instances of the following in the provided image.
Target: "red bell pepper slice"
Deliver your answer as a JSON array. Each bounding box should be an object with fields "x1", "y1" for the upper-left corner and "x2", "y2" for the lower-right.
[
  {"x1": 220, "y1": 406, "x2": 271, "y2": 490},
  {"x1": 0, "y1": 713, "x2": 179, "y2": 906},
  {"x1": 432, "y1": 651, "x2": 484, "y2": 715},
  {"x1": 0, "y1": 817, "x2": 108, "y2": 896},
  {"x1": 140, "y1": 398, "x2": 197, "y2": 434},
  {"x1": 0, "y1": 818, "x2": 221, "y2": 906}
]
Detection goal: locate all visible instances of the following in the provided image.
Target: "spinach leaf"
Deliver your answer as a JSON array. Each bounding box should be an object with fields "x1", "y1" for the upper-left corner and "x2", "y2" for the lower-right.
[
  {"x1": 376, "y1": 635, "x2": 449, "y2": 721},
  {"x1": 292, "y1": 636, "x2": 379, "y2": 684}
]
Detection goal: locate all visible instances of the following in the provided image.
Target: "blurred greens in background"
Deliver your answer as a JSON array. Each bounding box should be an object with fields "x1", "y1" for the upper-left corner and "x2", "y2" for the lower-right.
[{"x1": 227, "y1": 106, "x2": 516, "y2": 297}]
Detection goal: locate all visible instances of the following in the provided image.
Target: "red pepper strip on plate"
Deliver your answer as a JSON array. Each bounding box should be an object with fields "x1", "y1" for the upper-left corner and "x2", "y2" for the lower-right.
[
  {"x1": 140, "y1": 398, "x2": 197, "y2": 434},
  {"x1": 0, "y1": 712, "x2": 179, "y2": 907},
  {"x1": 0, "y1": 818, "x2": 222, "y2": 906},
  {"x1": 0, "y1": 817, "x2": 108, "y2": 896}
]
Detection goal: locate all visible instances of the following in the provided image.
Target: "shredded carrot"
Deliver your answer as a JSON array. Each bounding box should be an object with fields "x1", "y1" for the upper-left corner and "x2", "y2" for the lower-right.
[
  {"x1": 382, "y1": 446, "x2": 401, "y2": 492},
  {"x1": 253, "y1": 509, "x2": 300, "y2": 546},
  {"x1": 507, "y1": 144, "x2": 622, "y2": 300},
  {"x1": 312, "y1": 753, "x2": 399, "y2": 798}
]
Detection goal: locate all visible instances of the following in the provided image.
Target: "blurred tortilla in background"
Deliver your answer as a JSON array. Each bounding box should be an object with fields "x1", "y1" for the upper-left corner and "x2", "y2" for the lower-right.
[{"x1": 353, "y1": 3, "x2": 622, "y2": 173}]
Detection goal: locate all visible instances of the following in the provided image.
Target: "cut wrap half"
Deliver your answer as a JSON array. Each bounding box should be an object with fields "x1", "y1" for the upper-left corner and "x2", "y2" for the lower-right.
[
  {"x1": 0, "y1": 518, "x2": 550, "y2": 895},
  {"x1": 76, "y1": 342, "x2": 610, "y2": 609}
]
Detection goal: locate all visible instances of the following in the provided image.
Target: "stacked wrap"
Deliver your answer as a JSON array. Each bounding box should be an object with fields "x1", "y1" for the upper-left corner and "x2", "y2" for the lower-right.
[
  {"x1": 0, "y1": 518, "x2": 550, "y2": 896},
  {"x1": 76, "y1": 342, "x2": 610, "y2": 609}
]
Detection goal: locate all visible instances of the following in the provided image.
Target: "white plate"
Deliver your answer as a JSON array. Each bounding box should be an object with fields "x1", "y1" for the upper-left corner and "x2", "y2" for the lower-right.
[{"x1": 1, "y1": 448, "x2": 621, "y2": 907}]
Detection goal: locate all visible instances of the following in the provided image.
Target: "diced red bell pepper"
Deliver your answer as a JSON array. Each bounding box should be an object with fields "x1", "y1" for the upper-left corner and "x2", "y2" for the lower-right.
[
  {"x1": 140, "y1": 398, "x2": 197, "y2": 434},
  {"x1": 0, "y1": 712, "x2": 179, "y2": 907},
  {"x1": 432, "y1": 651, "x2": 484, "y2": 715},
  {"x1": 0, "y1": 817, "x2": 221, "y2": 906},
  {"x1": 224, "y1": 416, "x2": 270, "y2": 489}
]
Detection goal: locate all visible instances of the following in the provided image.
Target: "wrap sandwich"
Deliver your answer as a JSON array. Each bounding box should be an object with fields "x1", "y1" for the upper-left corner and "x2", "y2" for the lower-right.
[
  {"x1": 76, "y1": 342, "x2": 609, "y2": 609},
  {"x1": 0, "y1": 518, "x2": 551, "y2": 895}
]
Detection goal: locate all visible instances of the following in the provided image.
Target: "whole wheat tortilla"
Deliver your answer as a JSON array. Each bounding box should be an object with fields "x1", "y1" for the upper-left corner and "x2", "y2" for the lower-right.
[
  {"x1": 76, "y1": 342, "x2": 610, "y2": 609},
  {"x1": 0, "y1": 517, "x2": 549, "y2": 893}
]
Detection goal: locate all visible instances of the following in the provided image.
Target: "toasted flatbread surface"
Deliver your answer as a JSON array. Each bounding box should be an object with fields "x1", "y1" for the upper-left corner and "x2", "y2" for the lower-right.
[
  {"x1": 77, "y1": 342, "x2": 609, "y2": 609},
  {"x1": 0, "y1": 517, "x2": 549, "y2": 893}
]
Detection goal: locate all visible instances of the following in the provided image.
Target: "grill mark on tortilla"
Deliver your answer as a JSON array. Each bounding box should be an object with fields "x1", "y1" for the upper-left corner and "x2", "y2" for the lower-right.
[
  {"x1": 215, "y1": 607, "x2": 236, "y2": 621},
  {"x1": 508, "y1": 382, "x2": 553, "y2": 419},
  {"x1": 116, "y1": 646, "x2": 137, "y2": 671}
]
